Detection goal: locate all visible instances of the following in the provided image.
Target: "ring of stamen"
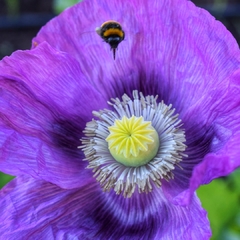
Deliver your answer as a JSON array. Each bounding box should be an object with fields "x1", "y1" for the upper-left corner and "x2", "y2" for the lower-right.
[{"x1": 80, "y1": 90, "x2": 187, "y2": 198}]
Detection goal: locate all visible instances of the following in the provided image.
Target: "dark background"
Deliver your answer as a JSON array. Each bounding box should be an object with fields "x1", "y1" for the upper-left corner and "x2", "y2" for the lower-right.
[
  {"x1": 0, "y1": 0, "x2": 240, "y2": 59},
  {"x1": 0, "y1": 1, "x2": 240, "y2": 239},
  {"x1": 0, "y1": 0, "x2": 54, "y2": 59}
]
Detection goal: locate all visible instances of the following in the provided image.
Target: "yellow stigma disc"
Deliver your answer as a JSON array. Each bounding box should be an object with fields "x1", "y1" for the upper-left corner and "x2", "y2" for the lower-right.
[{"x1": 106, "y1": 116, "x2": 159, "y2": 167}]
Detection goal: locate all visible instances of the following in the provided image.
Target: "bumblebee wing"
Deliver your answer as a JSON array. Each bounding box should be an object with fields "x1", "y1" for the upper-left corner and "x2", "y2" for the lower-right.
[{"x1": 95, "y1": 27, "x2": 102, "y2": 36}]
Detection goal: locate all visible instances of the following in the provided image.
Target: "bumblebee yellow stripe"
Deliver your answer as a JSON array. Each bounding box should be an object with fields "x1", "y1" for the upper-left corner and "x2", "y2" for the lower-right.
[{"x1": 103, "y1": 28, "x2": 124, "y2": 38}]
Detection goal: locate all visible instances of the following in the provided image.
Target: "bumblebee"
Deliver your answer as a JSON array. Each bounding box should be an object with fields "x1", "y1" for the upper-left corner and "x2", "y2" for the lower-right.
[{"x1": 96, "y1": 20, "x2": 125, "y2": 59}]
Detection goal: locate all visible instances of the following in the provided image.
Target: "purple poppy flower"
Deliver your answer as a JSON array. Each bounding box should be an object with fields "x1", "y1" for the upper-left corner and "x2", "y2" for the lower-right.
[{"x1": 0, "y1": 0, "x2": 240, "y2": 238}]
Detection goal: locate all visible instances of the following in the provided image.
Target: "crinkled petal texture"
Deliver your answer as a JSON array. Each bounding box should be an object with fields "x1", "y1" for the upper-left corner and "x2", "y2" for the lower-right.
[
  {"x1": 0, "y1": 42, "x2": 108, "y2": 189},
  {"x1": 0, "y1": 176, "x2": 210, "y2": 239},
  {"x1": 0, "y1": 0, "x2": 239, "y2": 238},
  {"x1": 33, "y1": 0, "x2": 240, "y2": 203}
]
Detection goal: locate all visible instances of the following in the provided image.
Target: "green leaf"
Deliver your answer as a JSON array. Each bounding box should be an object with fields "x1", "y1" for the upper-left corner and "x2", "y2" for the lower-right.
[
  {"x1": 197, "y1": 176, "x2": 239, "y2": 240},
  {"x1": 53, "y1": 0, "x2": 82, "y2": 14},
  {"x1": 0, "y1": 172, "x2": 14, "y2": 189}
]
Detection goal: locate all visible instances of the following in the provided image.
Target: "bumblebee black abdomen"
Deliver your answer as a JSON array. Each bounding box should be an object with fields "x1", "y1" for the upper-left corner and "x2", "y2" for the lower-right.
[{"x1": 96, "y1": 21, "x2": 125, "y2": 59}]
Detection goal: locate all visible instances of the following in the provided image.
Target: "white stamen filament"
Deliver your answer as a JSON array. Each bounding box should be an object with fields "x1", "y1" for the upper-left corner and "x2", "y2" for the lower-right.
[{"x1": 79, "y1": 91, "x2": 187, "y2": 198}]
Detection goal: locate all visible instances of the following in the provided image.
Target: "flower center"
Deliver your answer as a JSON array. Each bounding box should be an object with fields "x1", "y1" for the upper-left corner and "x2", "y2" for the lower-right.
[
  {"x1": 80, "y1": 90, "x2": 187, "y2": 198},
  {"x1": 106, "y1": 116, "x2": 159, "y2": 167}
]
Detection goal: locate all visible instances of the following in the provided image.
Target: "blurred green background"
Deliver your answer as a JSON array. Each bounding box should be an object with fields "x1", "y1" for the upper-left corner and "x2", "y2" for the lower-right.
[
  {"x1": 0, "y1": 0, "x2": 240, "y2": 239},
  {"x1": 198, "y1": 168, "x2": 240, "y2": 240}
]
